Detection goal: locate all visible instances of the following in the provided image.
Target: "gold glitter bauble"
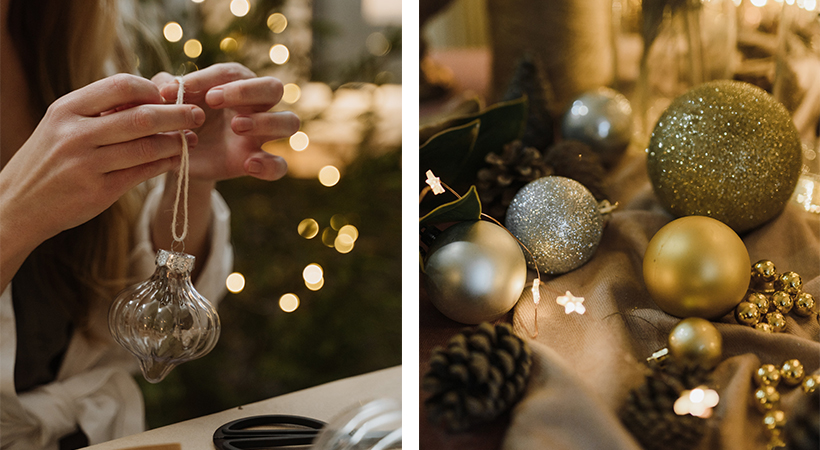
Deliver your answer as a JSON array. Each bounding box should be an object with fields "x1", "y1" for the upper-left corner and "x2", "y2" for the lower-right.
[
  {"x1": 647, "y1": 81, "x2": 802, "y2": 233},
  {"x1": 643, "y1": 216, "x2": 750, "y2": 319},
  {"x1": 667, "y1": 317, "x2": 723, "y2": 369}
]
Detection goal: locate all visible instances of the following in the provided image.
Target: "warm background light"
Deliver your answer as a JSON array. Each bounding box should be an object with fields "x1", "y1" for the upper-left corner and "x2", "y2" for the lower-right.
[
  {"x1": 366, "y1": 32, "x2": 390, "y2": 56},
  {"x1": 279, "y1": 293, "x2": 299, "y2": 312},
  {"x1": 302, "y1": 264, "x2": 323, "y2": 284},
  {"x1": 220, "y1": 37, "x2": 238, "y2": 53},
  {"x1": 267, "y1": 13, "x2": 288, "y2": 33},
  {"x1": 163, "y1": 22, "x2": 183, "y2": 42},
  {"x1": 289, "y1": 131, "x2": 309, "y2": 151},
  {"x1": 318, "y1": 165, "x2": 340, "y2": 187},
  {"x1": 183, "y1": 39, "x2": 203, "y2": 58},
  {"x1": 306, "y1": 278, "x2": 324, "y2": 291},
  {"x1": 282, "y1": 83, "x2": 301, "y2": 104},
  {"x1": 230, "y1": 0, "x2": 250, "y2": 17},
  {"x1": 297, "y1": 218, "x2": 320, "y2": 239},
  {"x1": 225, "y1": 272, "x2": 245, "y2": 293},
  {"x1": 269, "y1": 44, "x2": 290, "y2": 64}
]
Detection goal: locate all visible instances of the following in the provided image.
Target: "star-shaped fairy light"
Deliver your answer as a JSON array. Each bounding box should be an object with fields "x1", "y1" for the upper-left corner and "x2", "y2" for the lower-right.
[
  {"x1": 425, "y1": 170, "x2": 445, "y2": 195},
  {"x1": 556, "y1": 291, "x2": 585, "y2": 315},
  {"x1": 673, "y1": 386, "x2": 719, "y2": 418}
]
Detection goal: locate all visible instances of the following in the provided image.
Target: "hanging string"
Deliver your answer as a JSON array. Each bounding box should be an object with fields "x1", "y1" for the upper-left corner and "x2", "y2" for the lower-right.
[{"x1": 171, "y1": 76, "x2": 190, "y2": 249}]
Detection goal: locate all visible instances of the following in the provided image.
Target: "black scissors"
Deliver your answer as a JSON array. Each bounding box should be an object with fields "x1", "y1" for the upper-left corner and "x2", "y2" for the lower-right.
[{"x1": 213, "y1": 415, "x2": 326, "y2": 449}]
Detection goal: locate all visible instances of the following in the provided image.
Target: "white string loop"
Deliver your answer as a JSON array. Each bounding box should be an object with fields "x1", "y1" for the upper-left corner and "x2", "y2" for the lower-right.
[{"x1": 171, "y1": 76, "x2": 189, "y2": 246}]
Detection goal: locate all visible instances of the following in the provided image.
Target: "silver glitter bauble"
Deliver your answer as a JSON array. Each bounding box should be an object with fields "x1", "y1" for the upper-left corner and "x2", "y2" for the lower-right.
[
  {"x1": 561, "y1": 87, "x2": 633, "y2": 167},
  {"x1": 423, "y1": 220, "x2": 527, "y2": 324},
  {"x1": 505, "y1": 176, "x2": 603, "y2": 274},
  {"x1": 647, "y1": 80, "x2": 802, "y2": 233}
]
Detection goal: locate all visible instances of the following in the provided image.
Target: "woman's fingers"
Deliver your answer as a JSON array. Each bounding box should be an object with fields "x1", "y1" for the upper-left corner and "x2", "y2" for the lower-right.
[
  {"x1": 100, "y1": 131, "x2": 197, "y2": 173},
  {"x1": 204, "y1": 77, "x2": 285, "y2": 113},
  {"x1": 104, "y1": 155, "x2": 182, "y2": 195},
  {"x1": 90, "y1": 103, "x2": 206, "y2": 146},
  {"x1": 244, "y1": 152, "x2": 288, "y2": 181},
  {"x1": 61, "y1": 74, "x2": 164, "y2": 117},
  {"x1": 231, "y1": 111, "x2": 300, "y2": 139},
  {"x1": 159, "y1": 63, "x2": 256, "y2": 103}
]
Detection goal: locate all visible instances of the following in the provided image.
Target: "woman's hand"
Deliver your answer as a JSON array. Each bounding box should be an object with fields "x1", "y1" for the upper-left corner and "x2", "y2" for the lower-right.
[
  {"x1": 0, "y1": 73, "x2": 205, "y2": 291},
  {"x1": 153, "y1": 63, "x2": 300, "y2": 184}
]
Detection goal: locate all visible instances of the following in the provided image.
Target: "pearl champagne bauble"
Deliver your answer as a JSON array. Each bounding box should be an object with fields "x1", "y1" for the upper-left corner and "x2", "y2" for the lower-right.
[
  {"x1": 668, "y1": 317, "x2": 723, "y2": 369},
  {"x1": 646, "y1": 80, "x2": 802, "y2": 233},
  {"x1": 643, "y1": 216, "x2": 750, "y2": 319},
  {"x1": 561, "y1": 87, "x2": 633, "y2": 167},
  {"x1": 423, "y1": 220, "x2": 527, "y2": 324},
  {"x1": 505, "y1": 176, "x2": 603, "y2": 274}
]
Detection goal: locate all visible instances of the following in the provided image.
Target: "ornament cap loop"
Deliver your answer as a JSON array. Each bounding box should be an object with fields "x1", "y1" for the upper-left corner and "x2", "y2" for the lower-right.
[{"x1": 156, "y1": 249, "x2": 195, "y2": 274}]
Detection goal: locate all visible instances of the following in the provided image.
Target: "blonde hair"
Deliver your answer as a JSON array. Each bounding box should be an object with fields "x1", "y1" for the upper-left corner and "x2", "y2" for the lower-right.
[{"x1": 8, "y1": 0, "x2": 153, "y2": 338}]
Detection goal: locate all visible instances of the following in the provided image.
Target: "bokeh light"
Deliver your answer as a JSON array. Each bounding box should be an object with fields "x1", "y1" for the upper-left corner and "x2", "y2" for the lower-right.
[
  {"x1": 289, "y1": 131, "x2": 309, "y2": 151},
  {"x1": 183, "y1": 39, "x2": 203, "y2": 58},
  {"x1": 321, "y1": 228, "x2": 336, "y2": 247},
  {"x1": 366, "y1": 32, "x2": 391, "y2": 56},
  {"x1": 282, "y1": 83, "x2": 301, "y2": 104},
  {"x1": 306, "y1": 278, "x2": 324, "y2": 291},
  {"x1": 163, "y1": 22, "x2": 183, "y2": 42},
  {"x1": 302, "y1": 264, "x2": 323, "y2": 284},
  {"x1": 279, "y1": 293, "x2": 299, "y2": 313},
  {"x1": 269, "y1": 44, "x2": 290, "y2": 64},
  {"x1": 335, "y1": 234, "x2": 355, "y2": 254},
  {"x1": 338, "y1": 224, "x2": 359, "y2": 242},
  {"x1": 230, "y1": 0, "x2": 250, "y2": 17},
  {"x1": 330, "y1": 214, "x2": 348, "y2": 230},
  {"x1": 226, "y1": 272, "x2": 245, "y2": 293},
  {"x1": 319, "y1": 166, "x2": 341, "y2": 187},
  {"x1": 298, "y1": 218, "x2": 320, "y2": 239},
  {"x1": 220, "y1": 37, "x2": 238, "y2": 53},
  {"x1": 191, "y1": 0, "x2": 204, "y2": 3},
  {"x1": 267, "y1": 13, "x2": 288, "y2": 33}
]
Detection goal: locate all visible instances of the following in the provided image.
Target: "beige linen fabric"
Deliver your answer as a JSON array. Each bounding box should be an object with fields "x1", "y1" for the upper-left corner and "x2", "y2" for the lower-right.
[{"x1": 505, "y1": 152, "x2": 820, "y2": 450}]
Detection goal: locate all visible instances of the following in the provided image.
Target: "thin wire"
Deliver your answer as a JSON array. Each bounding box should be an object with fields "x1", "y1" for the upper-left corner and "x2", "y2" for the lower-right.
[{"x1": 171, "y1": 77, "x2": 189, "y2": 250}]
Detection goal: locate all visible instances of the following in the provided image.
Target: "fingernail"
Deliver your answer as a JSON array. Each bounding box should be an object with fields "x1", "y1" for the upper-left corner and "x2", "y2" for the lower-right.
[
  {"x1": 192, "y1": 107, "x2": 206, "y2": 126},
  {"x1": 207, "y1": 88, "x2": 224, "y2": 106},
  {"x1": 247, "y1": 159, "x2": 263, "y2": 175},
  {"x1": 234, "y1": 116, "x2": 253, "y2": 132}
]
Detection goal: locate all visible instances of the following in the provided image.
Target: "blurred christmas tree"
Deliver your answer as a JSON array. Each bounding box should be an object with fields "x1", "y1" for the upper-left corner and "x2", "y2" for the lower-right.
[{"x1": 132, "y1": 0, "x2": 402, "y2": 428}]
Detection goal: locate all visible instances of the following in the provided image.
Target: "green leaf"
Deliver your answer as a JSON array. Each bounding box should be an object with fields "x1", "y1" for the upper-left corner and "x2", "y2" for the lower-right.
[
  {"x1": 419, "y1": 96, "x2": 527, "y2": 192},
  {"x1": 419, "y1": 119, "x2": 481, "y2": 190},
  {"x1": 419, "y1": 186, "x2": 482, "y2": 228}
]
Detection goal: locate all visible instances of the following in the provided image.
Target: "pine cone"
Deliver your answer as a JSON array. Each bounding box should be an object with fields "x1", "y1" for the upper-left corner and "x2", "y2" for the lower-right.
[
  {"x1": 422, "y1": 322, "x2": 533, "y2": 432},
  {"x1": 476, "y1": 140, "x2": 554, "y2": 219},
  {"x1": 621, "y1": 359, "x2": 712, "y2": 450},
  {"x1": 501, "y1": 54, "x2": 556, "y2": 151},
  {"x1": 543, "y1": 140, "x2": 607, "y2": 201}
]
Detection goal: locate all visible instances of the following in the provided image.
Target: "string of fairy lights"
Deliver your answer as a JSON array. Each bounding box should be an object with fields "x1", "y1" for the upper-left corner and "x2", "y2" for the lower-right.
[{"x1": 159, "y1": 0, "x2": 387, "y2": 314}]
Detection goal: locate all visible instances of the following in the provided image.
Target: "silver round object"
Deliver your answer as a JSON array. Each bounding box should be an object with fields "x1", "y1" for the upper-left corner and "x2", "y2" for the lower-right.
[
  {"x1": 505, "y1": 176, "x2": 604, "y2": 274},
  {"x1": 423, "y1": 220, "x2": 527, "y2": 324},
  {"x1": 561, "y1": 87, "x2": 633, "y2": 167}
]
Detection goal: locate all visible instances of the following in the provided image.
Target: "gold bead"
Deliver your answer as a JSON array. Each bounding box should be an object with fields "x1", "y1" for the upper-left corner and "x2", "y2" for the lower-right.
[
  {"x1": 754, "y1": 385, "x2": 780, "y2": 413},
  {"x1": 762, "y1": 410, "x2": 786, "y2": 437},
  {"x1": 668, "y1": 318, "x2": 723, "y2": 369},
  {"x1": 781, "y1": 359, "x2": 805, "y2": 387},
  {"x1": 774, "y1": 272, "x2": 802, "y2": 295},
  {"x1": 802, "y1": 374, "x2": 820, "y2": 393},
  {"x1": 755, "y1": 364, "x2": 781, "y2": 387},
  {"x1": 793, "y1": 292, "x2": 816, "y2": 317},
  {"x1": 735, "y1": 302, "x2": 761, "y2": 326},
  {"x1": 771, "y1": 291, "x2": 794, "y2": 315},
  {"x1": 755, "y1": 322, "x2": 774, "y2": 333},
  {"x1": 745, "y1": 292, "x2": 770, "y2": 313},
  {"x1": 765, "y1": 311, "x2": 786, "y2": 333},
  {"x1": 752, "y1": 260, "x2": 778, "y2": 283}
]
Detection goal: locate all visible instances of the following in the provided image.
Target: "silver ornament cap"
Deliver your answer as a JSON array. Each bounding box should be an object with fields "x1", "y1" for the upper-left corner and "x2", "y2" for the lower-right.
[{"x1": 505, "y1": 176, "x2": 604, "y2": 274}]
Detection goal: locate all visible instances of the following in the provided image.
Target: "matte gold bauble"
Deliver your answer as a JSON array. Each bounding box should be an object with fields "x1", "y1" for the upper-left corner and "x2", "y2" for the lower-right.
[
  {"x1": 423, "y1": 220, "x2": 528, "y2": 324},
  {"x1": 646, "y1": 80, "x2": 802, "y2": 233},
  {"x1": 644, "y1": 216, "x2": 751, "y2": 319},
  {"x1": 668, "y1": 317, "x2": 723, "y2": 369}
]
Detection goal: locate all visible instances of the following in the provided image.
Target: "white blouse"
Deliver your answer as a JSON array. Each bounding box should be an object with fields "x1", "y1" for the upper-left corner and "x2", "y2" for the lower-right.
[{"x1": 0, "y1": 185, "x2": 233, "y2": 450}]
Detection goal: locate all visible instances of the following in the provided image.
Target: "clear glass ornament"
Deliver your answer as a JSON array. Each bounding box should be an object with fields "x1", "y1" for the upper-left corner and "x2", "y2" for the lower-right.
[{"x1": 109, "y1": 249, "x2": 221, "y2": 383}]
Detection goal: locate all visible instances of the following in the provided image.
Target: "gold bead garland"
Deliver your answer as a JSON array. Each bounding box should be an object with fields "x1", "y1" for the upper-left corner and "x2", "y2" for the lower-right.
[
  {"x1": 734, "y1": 260, "x2": 817, "y2": 332},
  {"x1": 751, "y1": 359, "x2": 813, "y2": 449}
]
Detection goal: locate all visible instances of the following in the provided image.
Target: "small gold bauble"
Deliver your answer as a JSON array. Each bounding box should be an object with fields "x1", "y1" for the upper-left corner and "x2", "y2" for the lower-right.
[
  {"x1": 643, "y1": 216, "x2": 750, "y2": 319},
  {"x1": 774, "y1": 272, "x2": 802, "y2": 295},
  {"x1": 754, "y1": 385, "x2": 781, "y2": 413},
  {"x1": 646, "y1": 81, "x2": 802, "y2": 233},
  {"x1": 771, "y1": 291, "x2": 794, "y2": 315},
  {"x1": 765, "y1": 311, "x2": 786, "y2": 333},
  {"x1": 793, "y1": 292, "x2": 816, "y2": 317},
  {"x1": 668, "y1": 317, "x2": 723, "y2": 369},
  {"x1": 781, "y1": 359, "x2": 805, "y2": 387},
  {"x1": 752, "y1": 260, "x2": 778, "y2": 283},
  {"x1": 763, "y1": 410, "x2": 787, "y2": 437},
  {"x1": 735, "y1": 302, "x2": 761, "y2": 326},
  {"x1": 802, "y1": 374, "x2": 820, "y2": 393},
  {"x1": 745, "y1": 292, "x2": 770, "y2": 314},
  {"x1": 754, "y1": 364, "x2": 781, "y2": 387},
  {"x1": 755, "y1": 322, "x2": 774, "y2": 333}
]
